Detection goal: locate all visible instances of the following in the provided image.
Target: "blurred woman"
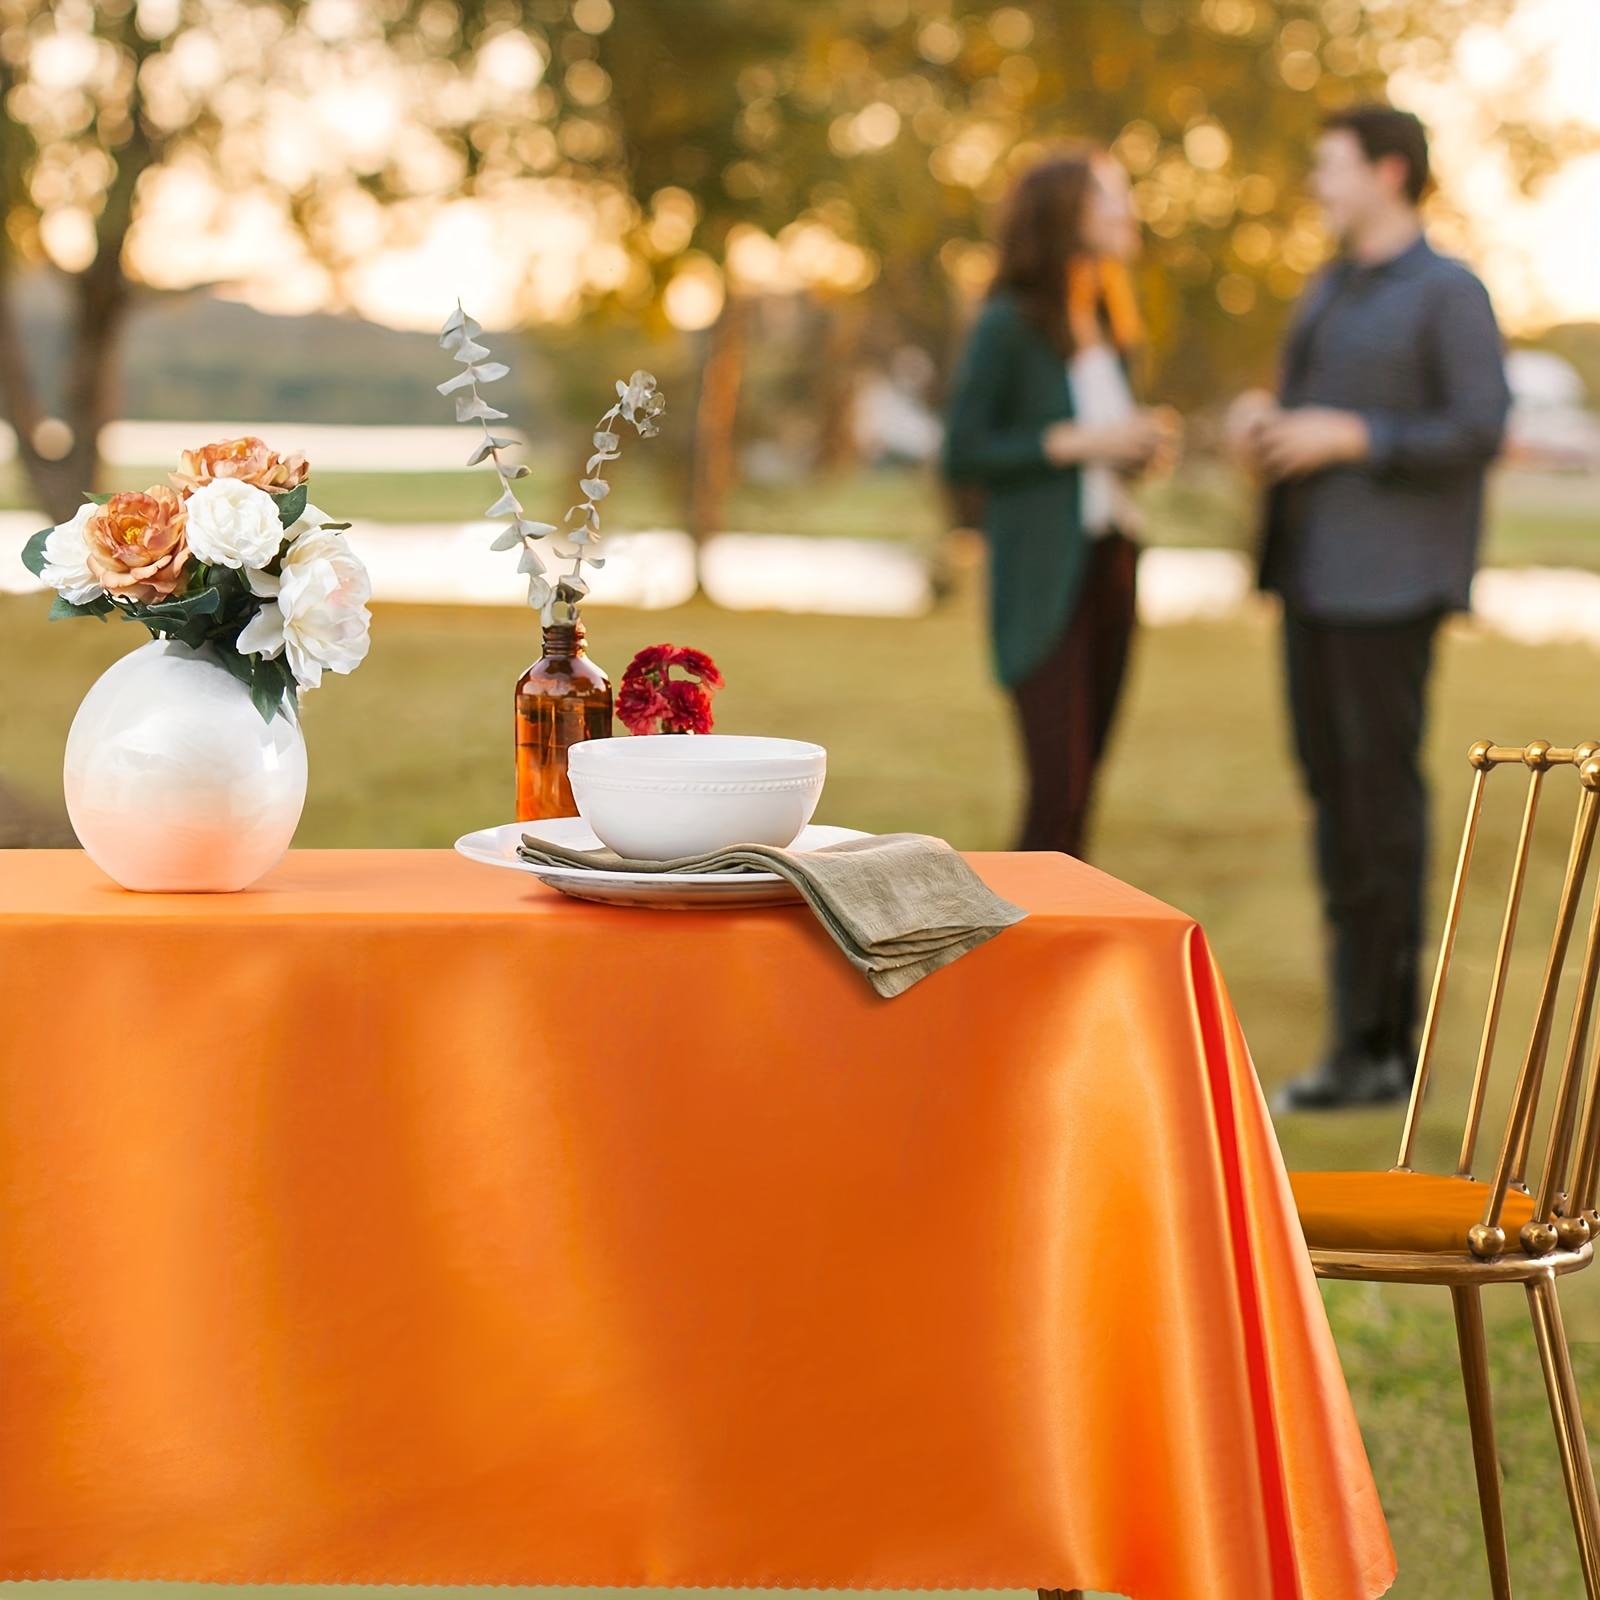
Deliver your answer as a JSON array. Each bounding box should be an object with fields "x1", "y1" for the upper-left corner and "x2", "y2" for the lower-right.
[{"x1": 944, "y1": 150, "x2": 1179, "y2": 857}]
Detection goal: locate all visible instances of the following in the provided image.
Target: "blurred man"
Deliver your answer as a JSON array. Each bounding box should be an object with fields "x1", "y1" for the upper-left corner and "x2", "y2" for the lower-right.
[{"x1": 1230, "y1": 106, "x2": 1511, "y2": 1111}]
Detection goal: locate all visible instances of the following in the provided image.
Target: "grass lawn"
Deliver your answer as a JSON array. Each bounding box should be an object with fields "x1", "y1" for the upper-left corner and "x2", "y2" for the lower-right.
[
  {"x1": 3, "y1": 523, "x2": 1600, "y2": 1597},
  {"x1": 1487, "y1": 470, "x2": 1600, "y2": 571}
]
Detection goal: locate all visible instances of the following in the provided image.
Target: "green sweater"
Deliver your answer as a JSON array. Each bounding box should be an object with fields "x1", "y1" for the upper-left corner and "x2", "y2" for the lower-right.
[{"x1": 942, "y1": 290, "x2": 1088, "y2": 689}]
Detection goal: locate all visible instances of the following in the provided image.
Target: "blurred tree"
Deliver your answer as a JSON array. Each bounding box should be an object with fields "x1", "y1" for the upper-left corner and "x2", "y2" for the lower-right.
[
  {"x1": 755, "y1": 0, "x2": 1590, "y2": 410},
  {"x1": 0, "y1": 0, "x2": 586, "y2": 521},
  {"x1": 1, "y1": 0, "x2": 1589, "y2": 529},
  {"x1": 578, "y1": 0, "x2": 817, "y2": 536},
  {"x1": 0, "y1": 0, "x2": 168, "y2": 520},
  {"x1": 572, "y1": 0, "x2": 1592, "y2": 504}
]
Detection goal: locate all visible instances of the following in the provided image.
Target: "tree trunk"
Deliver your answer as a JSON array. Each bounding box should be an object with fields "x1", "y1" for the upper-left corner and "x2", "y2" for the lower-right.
[
  {"x1": 0, "y1": 39, "x2": 156, "y2": 526},
  {"x1": 688, "y1": 293, "x2": 748, "y2": 543},
  {"x1": 814, "y1": 296, "x2": 865, "y2": 474},
  {"x1": 0, "y1": 270, "x2": 123, "y2": 525}
]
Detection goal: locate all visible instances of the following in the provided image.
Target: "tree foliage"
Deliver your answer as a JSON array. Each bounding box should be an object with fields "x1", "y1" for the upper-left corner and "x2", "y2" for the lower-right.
[
  {"x1": 0, "y1": 0, "x2": 573, "y2": 518},
  {"x1": 576, "y1": 0, "x2": 1573, "y2": 407},
  {"x1": 0, "y1": 0, "x2": 1588, "y2": 523}
]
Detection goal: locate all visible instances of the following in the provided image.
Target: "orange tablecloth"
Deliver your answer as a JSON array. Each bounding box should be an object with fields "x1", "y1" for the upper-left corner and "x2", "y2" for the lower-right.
[{"x1": 0, "y1": 850, "x2": 1393, "y2": 1599}]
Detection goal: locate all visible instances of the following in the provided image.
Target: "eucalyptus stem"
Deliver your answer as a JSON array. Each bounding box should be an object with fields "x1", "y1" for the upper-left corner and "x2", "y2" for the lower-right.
[{"x1": 440, "y1": 304, "x2": 664, "y2": 624}]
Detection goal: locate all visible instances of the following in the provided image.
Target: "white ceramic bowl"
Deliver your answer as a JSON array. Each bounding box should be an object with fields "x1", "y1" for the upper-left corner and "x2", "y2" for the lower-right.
[{"x1": 567, "y1": 734, "x2": 826, "y2": 860}]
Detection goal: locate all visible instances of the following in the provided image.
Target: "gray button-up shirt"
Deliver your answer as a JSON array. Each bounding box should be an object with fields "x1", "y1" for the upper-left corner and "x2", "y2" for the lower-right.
[{"x1": 1259, "y1": 235, "x2": 1511, "y2": 621}]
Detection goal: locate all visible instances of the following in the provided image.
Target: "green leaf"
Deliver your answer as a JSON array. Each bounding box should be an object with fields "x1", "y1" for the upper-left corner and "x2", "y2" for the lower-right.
[
  {"x1": 121, "y1": 584, "x2": 228, "y2": 649},
  {"x1": 250, "y1": 675, "x2": 283, "y2": 723},
  {"x1": 213, "y1": 643, "x2": 256, "y2": 687},
  {"x1": 21, "y1": 527, "x2": 51, "y2": 577},
  {"x1": 248, "y1": 655, "x2": 296, "y2": 723},
  {"x1": 141, "y1": 586, "x2": 222, "y2": 621},
  {"x1": 47, "y1": 594, "x2": 105, "y2": 621},
  {"x1": 276, "y1": 483, "x2": 308, "y2": 529},
  {"x1": 204, "y1": 568, "x2": 248, "y2": 614},
  {"x1": 86, "y1": 492, "x2": 113, "y2": 505}
]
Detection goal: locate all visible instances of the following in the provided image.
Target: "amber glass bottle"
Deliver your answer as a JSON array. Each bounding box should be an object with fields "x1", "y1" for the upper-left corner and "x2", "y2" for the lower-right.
[{"x1": 514, "y1": 620, "x2": 612, "y2": 821}]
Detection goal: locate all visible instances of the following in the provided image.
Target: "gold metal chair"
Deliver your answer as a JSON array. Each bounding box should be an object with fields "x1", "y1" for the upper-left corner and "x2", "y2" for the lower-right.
[{"x1": 1289, "y1": 740, "x2": 1600, "y2": 1600}]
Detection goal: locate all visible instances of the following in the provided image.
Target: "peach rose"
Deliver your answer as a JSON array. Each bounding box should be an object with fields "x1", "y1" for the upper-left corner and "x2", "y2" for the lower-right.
[
  {"x1": 170, "y1": 436, "x2": 309, "y2": 496},
  {"x1": 84, "y1": 487, "x2": 191, "y2": 603}
]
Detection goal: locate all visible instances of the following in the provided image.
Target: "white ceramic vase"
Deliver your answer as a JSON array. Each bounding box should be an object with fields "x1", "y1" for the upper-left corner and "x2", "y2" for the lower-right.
[{"x1": 64, "y1": 640, "x2": 308, "y2": 892}]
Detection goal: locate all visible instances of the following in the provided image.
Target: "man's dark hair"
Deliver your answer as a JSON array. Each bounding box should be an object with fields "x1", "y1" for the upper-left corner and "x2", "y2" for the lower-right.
[{"x1": 1323, "y1": 105, "x2": 1431, "y2": 204}]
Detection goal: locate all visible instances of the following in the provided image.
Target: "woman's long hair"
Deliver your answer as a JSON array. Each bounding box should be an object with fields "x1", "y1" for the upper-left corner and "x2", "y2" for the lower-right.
[
  {"x1": 990, "y1": 151, "x2": 1141, "y2": 360},
  {"x1": 991, "y1": 153, "x2": 1096, "y2": 359}
]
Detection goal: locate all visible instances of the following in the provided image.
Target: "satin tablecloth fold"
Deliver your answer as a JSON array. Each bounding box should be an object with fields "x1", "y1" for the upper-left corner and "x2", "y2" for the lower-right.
[{"x1": 0, "y1": 849, "x2": 1393, "y2": 1600}]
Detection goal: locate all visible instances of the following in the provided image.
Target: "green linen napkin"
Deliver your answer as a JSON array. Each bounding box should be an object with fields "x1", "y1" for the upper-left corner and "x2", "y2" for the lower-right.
[{"x1": 517, "y1": 830, "x2": 1026, "y2": 998}]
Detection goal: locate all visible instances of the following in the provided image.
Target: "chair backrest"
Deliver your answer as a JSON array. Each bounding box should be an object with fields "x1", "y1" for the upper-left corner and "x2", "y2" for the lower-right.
[{"x1": 1395, "y1": 741, "x2": 1600, "y2": 1259}]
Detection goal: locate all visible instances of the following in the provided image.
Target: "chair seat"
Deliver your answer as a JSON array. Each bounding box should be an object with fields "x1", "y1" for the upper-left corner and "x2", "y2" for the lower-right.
[{"x1": 1289, "y1": 1169, "x2": 1537, "y2": 1254}]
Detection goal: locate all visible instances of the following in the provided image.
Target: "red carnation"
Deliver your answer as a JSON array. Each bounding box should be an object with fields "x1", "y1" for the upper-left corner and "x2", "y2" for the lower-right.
[
  {"x1": 617, "y1": 643, "x2": 724, "y2": 737},
  {"x1": 625, "y1": 642, "x2": 677, "y2": 677},
  {"x1": 660, "y1": 678, "x2": 715, "y2": 734}
]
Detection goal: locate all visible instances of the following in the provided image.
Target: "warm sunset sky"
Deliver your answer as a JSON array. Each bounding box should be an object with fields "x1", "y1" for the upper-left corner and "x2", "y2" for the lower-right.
[{"x1": 1394, "y1": 0, "x2": 1600, "y2": 331}]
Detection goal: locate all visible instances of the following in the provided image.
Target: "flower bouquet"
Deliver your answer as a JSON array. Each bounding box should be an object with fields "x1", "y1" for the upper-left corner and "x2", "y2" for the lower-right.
[
  {"x1": 617, "y1": 645, "x2": 724, "y2": 736},
  {"x1": 22, "y1": 436, "x2": 371, "y2": 722},
  {"x1": 23, "y1": 437, "x2": 371, "y2": 892}
]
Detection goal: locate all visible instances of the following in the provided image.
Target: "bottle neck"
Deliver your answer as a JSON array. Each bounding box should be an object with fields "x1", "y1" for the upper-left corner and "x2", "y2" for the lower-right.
[{"x1": 541, "y1": 621, "x2": 586, "y2": 659}]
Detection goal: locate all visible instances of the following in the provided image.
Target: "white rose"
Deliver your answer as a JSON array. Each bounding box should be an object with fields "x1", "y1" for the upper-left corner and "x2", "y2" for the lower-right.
[
  {"x1": 39, "y1": 502, "x2": 105, "y2": 604},
  {"x1": 184, "y1": 478, "x2": 285, "y2": 569},
  {"x1": 237, "y1": 526, "x2": 371, "y2": 690}
]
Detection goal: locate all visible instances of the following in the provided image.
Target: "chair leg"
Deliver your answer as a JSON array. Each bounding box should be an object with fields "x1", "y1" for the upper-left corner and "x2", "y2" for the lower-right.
[
  {"x1": 1527, "y1": 1273, "x2": 1600, "y2": 1600},
  {"x1": 1453, "y1": 1286, "x2": 1515, "y2": 1600}
]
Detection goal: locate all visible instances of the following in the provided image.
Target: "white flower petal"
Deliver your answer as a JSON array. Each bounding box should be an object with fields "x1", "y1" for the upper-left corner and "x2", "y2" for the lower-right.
[
  {"x1": 40, "y1": 502, "x2": 105, "y2": 604},
  {"x1": 237, "y1": 602, "x2": 286, "y2": 659},
  {"x1": 285, "y1": 635, "x2": 325, "y2": 691}
]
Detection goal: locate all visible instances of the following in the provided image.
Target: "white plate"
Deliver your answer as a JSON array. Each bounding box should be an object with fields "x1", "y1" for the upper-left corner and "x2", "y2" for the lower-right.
[{"x1": 454, "y1": 817, "x2": 871, "y2": 909}]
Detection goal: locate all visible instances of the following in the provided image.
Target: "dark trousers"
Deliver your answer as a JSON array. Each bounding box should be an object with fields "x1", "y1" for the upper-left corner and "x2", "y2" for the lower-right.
[
  {"x1": 1283, "y1": 606, "x2": 1442, "y2": 1068},
  {"x1": 1010, "y1": 533, "x2": 1138, "y2": 857}
]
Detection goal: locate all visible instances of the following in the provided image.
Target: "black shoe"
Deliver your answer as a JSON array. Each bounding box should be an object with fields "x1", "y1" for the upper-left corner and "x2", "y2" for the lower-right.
[{"x1": 1272, "y1": 1053, "x2": 1413, "y2": 1113}]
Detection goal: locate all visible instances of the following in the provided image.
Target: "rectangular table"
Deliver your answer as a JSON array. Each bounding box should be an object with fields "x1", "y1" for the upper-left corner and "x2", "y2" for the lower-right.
[{"x1": 0, "y1": 850, "x2": 1393, "y2": 1599}]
